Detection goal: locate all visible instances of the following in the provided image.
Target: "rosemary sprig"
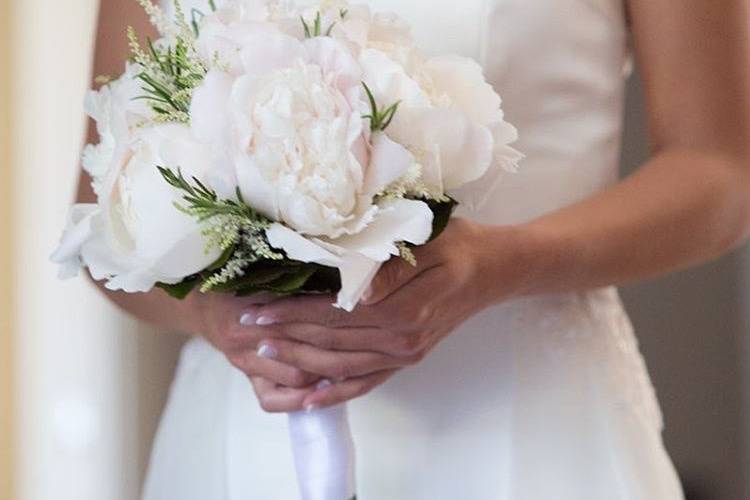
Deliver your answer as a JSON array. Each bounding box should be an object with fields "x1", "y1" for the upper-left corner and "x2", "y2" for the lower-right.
[
  {"x1": 301, "y1": 11, "x2": 338, "y2": 38},
  {"x1": 128, "y1": 28, "x2": 206, "y2": 122},
  {"x1": 157, "y1": 167, "x2": 258, "y2": 222},
  {"x1": 362, "y1": 82, "x2": 401, "y2": 132}
]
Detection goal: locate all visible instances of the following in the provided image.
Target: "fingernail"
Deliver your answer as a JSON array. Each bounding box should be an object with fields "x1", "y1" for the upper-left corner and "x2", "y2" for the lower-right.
[
  {"x1": 305, "y1": 403, "x2": 319, "y2": 413},
  {"x1": 316, "y1": 379, "x2": 333, "y2": 390},
  {"x1": 239, "y1": 312, "x2": 255, "y2": 326},
  {"x1": 256, "y1": 344, "x2": 278, "y2": 360},
  {"x1": 256, "y1": 316, "x2": 275, "y2": 326}
]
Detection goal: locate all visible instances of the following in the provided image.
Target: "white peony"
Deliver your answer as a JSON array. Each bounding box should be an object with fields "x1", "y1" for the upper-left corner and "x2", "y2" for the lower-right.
[
  {"x1": 191, "y1": 27, "x2": 434, "y2": 310},
  {"x1": 359, "y1": 48, "x2": 523, "y2": 203},
  {"x1": 81, "y1": 64, "x2": 152, "y2": 195},
  {"x1": 52, "y1": 124, "x2": 222, "y2": 292}
]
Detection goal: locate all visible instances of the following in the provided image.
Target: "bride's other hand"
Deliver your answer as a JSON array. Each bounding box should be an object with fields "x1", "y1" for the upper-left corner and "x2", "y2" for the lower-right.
[
  {"x1": 245, "y1": 219, "x2": 536, "y2": 410},
  {"x1": 188, "y1": 293, "x2": 322, "y2": 411}
]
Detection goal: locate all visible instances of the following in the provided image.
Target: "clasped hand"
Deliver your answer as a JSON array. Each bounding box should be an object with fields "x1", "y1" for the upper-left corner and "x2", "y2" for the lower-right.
[{"x1": 198, "y1": 220, "x2": 529, "y2": 412}]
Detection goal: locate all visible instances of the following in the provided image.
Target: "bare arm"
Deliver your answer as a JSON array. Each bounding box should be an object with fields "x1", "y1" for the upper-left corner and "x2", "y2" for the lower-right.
[{"x1": 514, "y1": 0, "x2": 750, "y2": 296}]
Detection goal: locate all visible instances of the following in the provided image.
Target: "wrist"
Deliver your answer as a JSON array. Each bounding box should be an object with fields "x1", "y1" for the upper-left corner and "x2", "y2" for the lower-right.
[{"x1": 472, "y1": 219, "x2": 570, "y2": 305}]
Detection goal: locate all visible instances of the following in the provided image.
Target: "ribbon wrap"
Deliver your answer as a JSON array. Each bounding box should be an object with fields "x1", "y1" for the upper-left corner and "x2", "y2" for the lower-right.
[{"x1": 288, "y1": 404, "x2": 356, "y2": 500}]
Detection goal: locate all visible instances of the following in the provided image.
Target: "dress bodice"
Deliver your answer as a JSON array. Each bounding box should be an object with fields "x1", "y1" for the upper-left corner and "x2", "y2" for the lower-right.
[{"x1": 145, "y1": 4, "x2": 686, "y2": 500}]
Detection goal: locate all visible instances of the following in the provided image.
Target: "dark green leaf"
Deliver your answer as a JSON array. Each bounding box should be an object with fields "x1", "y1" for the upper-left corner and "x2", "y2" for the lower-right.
[
  {"x1": 264, "y1": 266, "x2": 318, "y2": 293},
  {"x1": 427, "y1": 198, "x2": 458, "y2": 242},
  {"x1": 157, "y1": 276, "x2": 201, "y2": 300}
]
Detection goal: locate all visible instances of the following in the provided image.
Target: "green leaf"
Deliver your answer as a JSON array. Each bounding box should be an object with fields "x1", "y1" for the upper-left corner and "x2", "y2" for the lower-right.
[
  {"x1": 207, "y1": 244, "x2": 236, "y2": 272},
  {"x1": 233, "y1": 266, "x2": 318, "y2": 297},
  {"x1": 264, "y1": 266, "x2": 318, "y2": 293},
  {"x1": 211, "y1": 267, "x2": 289, "y2": 293},
  {"x1": 157, "y1": 276, "x2": 201, "y2": 300},
  {"x1": 427, "y1": 198, "x2": 458, "y2": 242},
  {"x1": 301, "y1": 265, "x2": 341, "y2": 293}
]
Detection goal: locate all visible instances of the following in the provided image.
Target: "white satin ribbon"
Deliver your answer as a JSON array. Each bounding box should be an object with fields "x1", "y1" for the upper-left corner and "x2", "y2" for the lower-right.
[{"x1": 288, "y1": 404, "x2": 356, "y2": 500}]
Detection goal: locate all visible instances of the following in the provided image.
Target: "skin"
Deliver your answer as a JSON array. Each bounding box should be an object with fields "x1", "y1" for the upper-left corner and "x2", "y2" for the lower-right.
[{"x1": 82, "y1": 0, "x2": 750, "y2": 413}]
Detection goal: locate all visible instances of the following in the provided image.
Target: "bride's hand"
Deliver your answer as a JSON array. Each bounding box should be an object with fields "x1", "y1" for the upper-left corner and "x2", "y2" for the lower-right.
[
  {"x1": 245, "y1": 219, "x2": 534, "y2": 410},
  {"x1": 192, "y1": 293, "x2": 323, "y2": 411}
]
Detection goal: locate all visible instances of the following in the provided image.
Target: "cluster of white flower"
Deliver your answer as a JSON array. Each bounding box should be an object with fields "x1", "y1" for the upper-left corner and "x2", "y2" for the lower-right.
[{"x1": 52, "y1": 0, "x2": 522, "y2": 311}]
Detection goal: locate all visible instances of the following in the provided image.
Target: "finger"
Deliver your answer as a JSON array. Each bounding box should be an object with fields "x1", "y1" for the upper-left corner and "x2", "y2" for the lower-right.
[
  {"x1": 250, "y1": 377, "x2": 316, "y2": 413},
  {"x1": 229, "y1": 349, "x2": 320, "y2": 388},
  {"x1": 360, "y1": 258, "x2": 439, "y2": 306},
  {"x1": 302, "y1": 370, "x2": 397, "y2": 409},
  {"x1": 268, "y1": 323, "x2": 402, "y2": 355},
  {"x1": 256, "y1": 338, "x2": 409, "y2": 380},
  {"x1": 247, "y1": 294, "x2": 384, "y2": 328}
]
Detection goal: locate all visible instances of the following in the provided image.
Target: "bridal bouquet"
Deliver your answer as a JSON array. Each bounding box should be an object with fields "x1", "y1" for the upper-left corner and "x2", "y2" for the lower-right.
[{"x1": 52, "y1": 0, "x2": 521, "y2": 498}]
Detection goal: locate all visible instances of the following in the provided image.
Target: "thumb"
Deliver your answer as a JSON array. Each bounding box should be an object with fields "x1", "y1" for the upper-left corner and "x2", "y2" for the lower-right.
[{"x1": 360, "y1": 256, "x2": 421, "y2": 306}]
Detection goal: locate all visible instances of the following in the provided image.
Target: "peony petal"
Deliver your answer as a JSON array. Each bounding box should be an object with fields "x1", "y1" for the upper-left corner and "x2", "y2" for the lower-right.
[
  {"x1": 239, "y1": 31, "x2": 306, "y2": 79},
  {"x1": 235, "y1": 154, "x2": 281, "y2": 221},
  {"x1": 363, "y1": 133, "x2": 415, "y2": 198},
  {"x1": 190, "y1": 70, "x2": 234, "y2": 145},
  {"x1": 359, "y1": 48, "x2": 430, "y2": 108},
  {"x1": 266, "y1": 223, "x2": 342, "y2": 268},
  {"x1": 50, "y1": 204, "x2": 98, "y2": 279},
  {"x1": 334, "y1": 254, "x2": 382, "y2": 311},
  {"x1": 151, "y1": 229, "x2": 221, "y2": 282},
  {"x1": 420, "y1": 55, "x2": 504, "y2": 126},
  {"x1": 304, "y1": 37, "x2": 363, "y2": 94},
  {"x1": 390, "y1": 107, "x2": 494, "y2": 191},
  {"x1": 330, "y1": 198, "x2": 433, "y2": 262}
]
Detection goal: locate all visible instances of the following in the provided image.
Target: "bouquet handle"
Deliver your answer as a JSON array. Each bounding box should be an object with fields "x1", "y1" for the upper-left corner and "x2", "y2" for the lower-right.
[{"x1": 288, "y1": 403, "x2": 357, "y2": 500}]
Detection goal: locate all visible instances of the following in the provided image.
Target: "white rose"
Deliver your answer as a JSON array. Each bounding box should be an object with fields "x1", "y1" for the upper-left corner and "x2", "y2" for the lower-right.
[{"x1": 53, "y1": 124, "x2": 222, "y2": 292}]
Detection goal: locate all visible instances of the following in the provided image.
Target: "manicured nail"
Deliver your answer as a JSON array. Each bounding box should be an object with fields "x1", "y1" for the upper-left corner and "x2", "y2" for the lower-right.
[
  {"x1": 256, "y1": 316, "x2": 275, "y2": 326},
  {"x1": 305, "y1": 403, "x2": 319, "y2": 413},
  {"x1": 256, "y1": 344, "x2": 278, "y2": 360},
  {"x1": 316, "y1": 379, "x2": 332, "y2": 390},
  {"x1": 239, "y1": 312, "x2": 256, "y2": 326}
]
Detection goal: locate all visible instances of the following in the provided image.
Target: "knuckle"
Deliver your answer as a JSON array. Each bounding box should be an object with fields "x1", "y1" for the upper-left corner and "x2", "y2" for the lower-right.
[
  {"x1": 256, "y1": 394, "x2": 273, "y2": 412},
  {"x1": 415, "y1": 304, "x2": 435, "y2": 325},
  {"x1": 398, "y1": 306, "x2": 423, "y2": 325},
  {"x1": 227, "y1": 351, "x2": 249, "y2": 372},
  {"x1": 393, "y1": 333, "x2": 420, "y2": 357},
  {"x1": 222, "y1": 326, "x2": 255, "y2": 350},
  {"x1": 402, "y1": 334, "x2": 427, "y2": 359}
]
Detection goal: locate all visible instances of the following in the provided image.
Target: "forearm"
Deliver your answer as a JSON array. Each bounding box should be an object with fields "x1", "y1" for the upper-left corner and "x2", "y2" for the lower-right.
[
  {"x1": 500, "y1": 148, "x2": 750, "y2": 297},
  {"x1": 89, "y1": 276, "x2": 206, "y2": 335}
]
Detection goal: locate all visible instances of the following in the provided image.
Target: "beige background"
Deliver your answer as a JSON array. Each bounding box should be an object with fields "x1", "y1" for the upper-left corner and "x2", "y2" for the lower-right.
[
  {"x1": 1, "y1": 0, "x2": 14, "y2": 495},
  {"x1": 2, "y1": 2, "x2": 749, "y2": 500}
]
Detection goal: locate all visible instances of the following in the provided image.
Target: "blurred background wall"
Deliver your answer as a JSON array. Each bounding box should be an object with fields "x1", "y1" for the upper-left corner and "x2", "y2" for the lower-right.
[
  {"x1": 1, "y1": 0, "x2": 14, "y2": 497},
  {"x1": 7, "y1": 2, "x2": 181, "y2": 499},
  {"x1": 619, "y1": 73, "x2": 750, "y2": 500},
  {"x1": 2, "y1": 2, "x2": 748, "y2": 500}
]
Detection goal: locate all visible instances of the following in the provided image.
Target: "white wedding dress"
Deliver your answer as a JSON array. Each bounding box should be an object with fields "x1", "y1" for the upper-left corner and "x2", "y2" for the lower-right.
[{"x1": 143, "y1": 0, "x2": 686, "y2": 499}]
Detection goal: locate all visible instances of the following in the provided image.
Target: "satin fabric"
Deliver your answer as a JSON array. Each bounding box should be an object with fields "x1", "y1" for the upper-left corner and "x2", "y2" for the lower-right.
[{"x1": 143, "y1": 1, "x2": 685, "y2": 498}]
